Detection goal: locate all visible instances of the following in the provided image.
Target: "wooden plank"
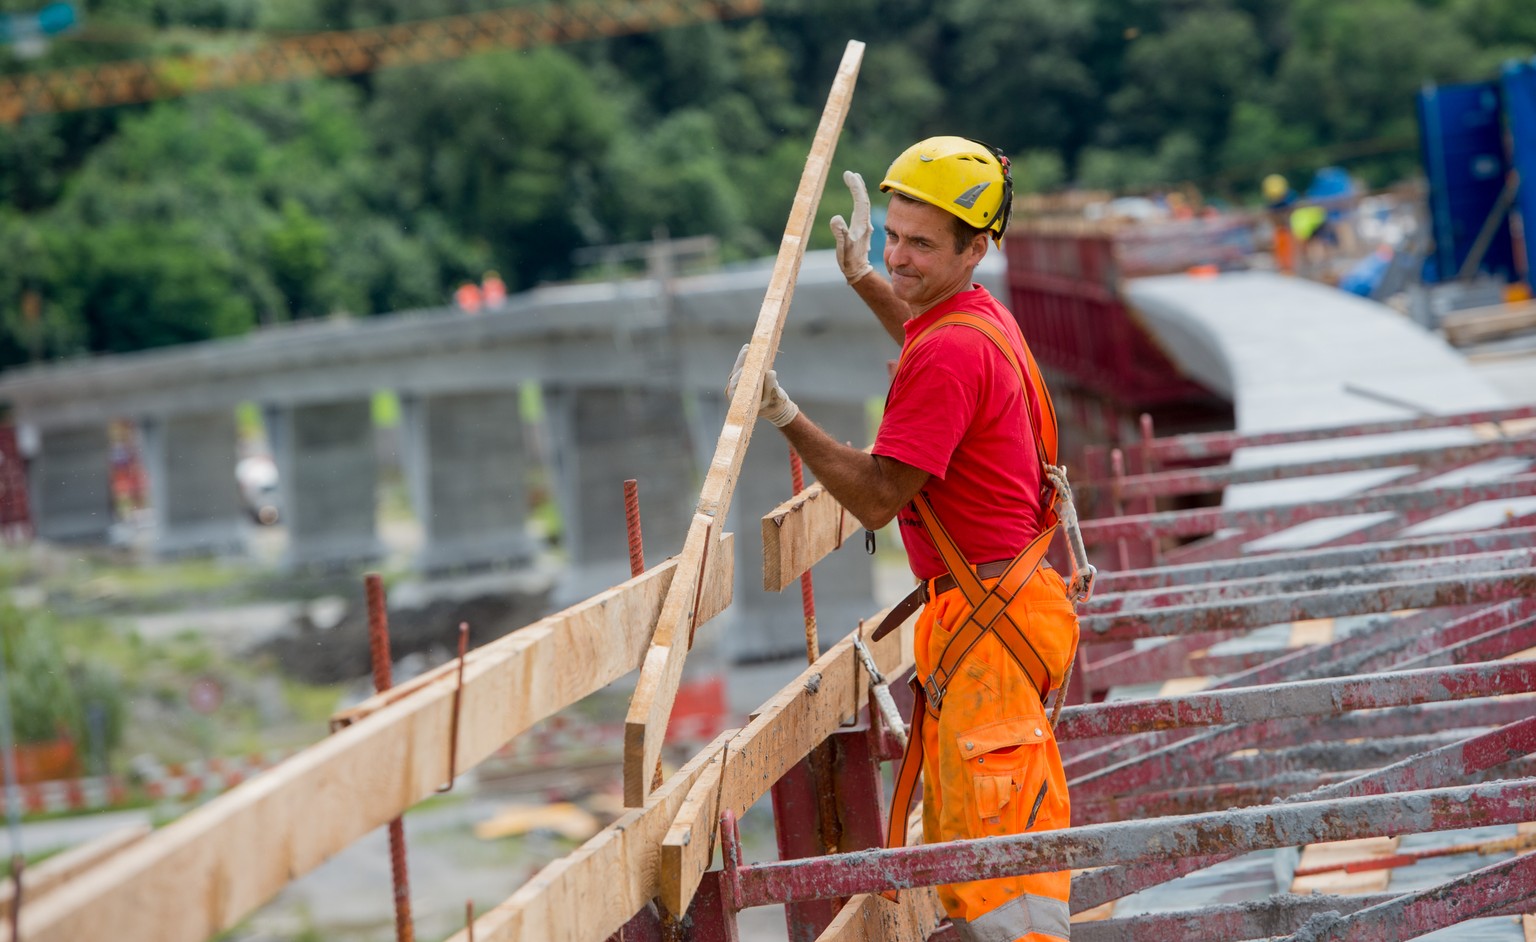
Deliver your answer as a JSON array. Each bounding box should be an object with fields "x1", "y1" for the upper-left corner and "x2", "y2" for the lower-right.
[
  {"x1": 815, "y1": 886, "x2": 945, "y2": 942},
  {"x1": 1290, "y1": 837, "x2": 1399, "y2": 896},
  {"x1": 8, "y1": 538, "x2": 734, "y2": 942},
  {"x1": 763, "y1": 479, "x2": 864, "y2": 591},
  {"x1": 0, "y1": 823, "x2": 149, "y2": 920},
  {"x1": 446, "y1": 730, "x2": 737, "y2": 942},
  {"x1": 623, "y1": 39, "x2": 865, "y2": 806},
  {"x1": 1442, "y1": 300, "x2": 1536, "y2": 346},
  {"x1": 659, "y1": 606, "x2": 914, "y2": 914}
]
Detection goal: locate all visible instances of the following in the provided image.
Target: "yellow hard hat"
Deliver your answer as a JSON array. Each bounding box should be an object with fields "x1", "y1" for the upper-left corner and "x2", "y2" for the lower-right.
[
  {"x1": 880, "y1": 136, "x2": 1013, "y2": 245},
  {"x1": 1262, "y1": 173, "x2": 1289, "y2": 203}
]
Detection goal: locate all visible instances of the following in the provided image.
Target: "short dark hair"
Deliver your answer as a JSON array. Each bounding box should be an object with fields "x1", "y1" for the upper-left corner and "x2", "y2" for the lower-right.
[{"x1": 891, "y1": 192, "x2": 988, "y2": 253}]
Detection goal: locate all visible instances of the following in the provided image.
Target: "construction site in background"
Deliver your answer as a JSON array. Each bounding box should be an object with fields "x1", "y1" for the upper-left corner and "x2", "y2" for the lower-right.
[{"x1": 4, "y1": 19, "x2": 1536, "y2": 942}]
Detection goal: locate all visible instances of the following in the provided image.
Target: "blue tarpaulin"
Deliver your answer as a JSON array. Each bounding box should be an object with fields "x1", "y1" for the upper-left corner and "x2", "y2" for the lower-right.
[
  {"x1": 1505, "y1": 59, "x2": 1536, "y2": 284},
  {"x1": 1416, "y1": 80, "x2": 1516, "y2": 283}
]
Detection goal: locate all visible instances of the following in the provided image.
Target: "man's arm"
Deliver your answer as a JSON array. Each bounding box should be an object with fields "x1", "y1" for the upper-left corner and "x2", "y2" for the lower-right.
[
  {"x1": 776, "y1": 412, "x2": 928, "y2": 530},
  {"x1": 849, "y1": 272, "x2": 909, "y2": 345},
  {"x1": 830, "y1": 171, "x2": 909, "y2": 345}
]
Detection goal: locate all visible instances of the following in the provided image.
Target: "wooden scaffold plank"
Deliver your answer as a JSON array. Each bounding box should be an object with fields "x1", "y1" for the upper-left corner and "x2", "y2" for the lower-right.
[
  {"x1": 659, "y1": 607, "x2": 915, "y2": 914},
  {"x1": 445, "y1": 730, "x2": 739, "y2": 942},
  {"x1": 7, "y1": 540, "x2": 733, "y2": 942},
  {"x1": 763, "y1": 479, "x2": 850, "y2": 592},
  {"x1": 623, "y1": 38, "x2": 865, "y2": 806}
]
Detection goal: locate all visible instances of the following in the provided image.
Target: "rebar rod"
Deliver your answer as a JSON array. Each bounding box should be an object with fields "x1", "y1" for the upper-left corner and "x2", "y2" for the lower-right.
[{"x1": 364, "y1": 573, "x2": 415, "y2": 942}]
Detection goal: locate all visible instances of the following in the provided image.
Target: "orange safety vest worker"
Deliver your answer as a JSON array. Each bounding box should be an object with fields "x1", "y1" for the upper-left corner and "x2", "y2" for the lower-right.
[
  {"x1": 873, "y1": 310, "x2": 1077, "y2": 941},
  {"x1": 732, "y1": 136, "x2": 1081, "y2": 940},
  {"x1": 873, "y1": 138, "x2": 1078, "y2": 942}
]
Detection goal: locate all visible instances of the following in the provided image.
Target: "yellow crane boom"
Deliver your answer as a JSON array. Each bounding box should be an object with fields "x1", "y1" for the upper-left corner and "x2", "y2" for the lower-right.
[{"x1": 0, "y1": 0, "x2": 763, "y2": 124}]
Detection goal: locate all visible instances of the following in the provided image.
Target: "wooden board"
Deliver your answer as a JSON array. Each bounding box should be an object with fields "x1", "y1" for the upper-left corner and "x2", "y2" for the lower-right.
[
  {"x1": 7, "y1": 538, "x2": 733, "y2": 942},
  {"x1": 1290, "y1": 836, "x2": 1400, "y2": 896},
  {"x1": 446, "y1": 730, "x2": 736, "y2": 942},
  {"x1": 0, "y1": 823, "x2": 148, "y2": 920},
  {"x1": 815, "y1": 886, "x2": 945, "y2": 942},
  {"x1": 623, "y1": 39, "x2": 865, "y2": 806},
  {"x1": 1442, "y1": 301, "x2": 1536, "y2": 346},
  {"x1": 659, "y1": 606, "x2": 914, "y2": 913},
  {"x1": 763, "y1": 478, "x2": 863, "y2": 591},
  {"x1": 1289, "y1": 618, "x2": 1335, "y2": 647}
]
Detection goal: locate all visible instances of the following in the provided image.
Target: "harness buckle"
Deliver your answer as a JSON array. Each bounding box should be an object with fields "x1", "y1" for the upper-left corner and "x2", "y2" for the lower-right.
[{"x1": 923, "y1": 668, "x2": 947, "y2": 710}]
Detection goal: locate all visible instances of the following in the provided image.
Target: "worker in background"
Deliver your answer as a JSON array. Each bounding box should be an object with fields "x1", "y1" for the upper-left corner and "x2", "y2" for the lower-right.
[
  {"x1": 729, "y1": 137, "x2": 1077, "y2": 941},
  {"x1": 454, "y1": 280, "x2": 483, "y2": 314},
  {"x1": 482, "y1": 270, "x2": 507, "y2": 310},
  {"x1": 1263, "y1": 173, "x2": 1297, "y2": 275}
]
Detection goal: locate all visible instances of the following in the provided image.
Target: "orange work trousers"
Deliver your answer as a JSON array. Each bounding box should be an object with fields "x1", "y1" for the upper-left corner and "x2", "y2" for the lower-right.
[{"x1": 915, "y1": 565, "x2": 1076, "y2": 942}]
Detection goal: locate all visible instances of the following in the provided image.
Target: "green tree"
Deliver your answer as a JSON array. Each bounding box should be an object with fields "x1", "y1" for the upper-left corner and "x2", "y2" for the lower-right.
[
  {"x1": 1274, "y1": 0, "x2": 1489, "y2": 182},
  {"x1": 1102, "y1": 6, "x2": 1264, "y2": 169},
  {"x1": 368, "y1": 47, "x2": 623, "y2": 288}
]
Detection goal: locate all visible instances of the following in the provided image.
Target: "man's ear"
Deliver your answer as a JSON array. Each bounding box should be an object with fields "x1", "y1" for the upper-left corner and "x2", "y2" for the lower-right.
[{"x1": 967, "y1": 232, "x2": 989, "y2": 266}]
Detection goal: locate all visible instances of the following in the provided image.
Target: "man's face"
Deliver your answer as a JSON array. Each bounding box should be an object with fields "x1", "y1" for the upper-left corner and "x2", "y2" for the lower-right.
[{"x1": 882, "y1": 196, "x2": 986, "y2": 315}]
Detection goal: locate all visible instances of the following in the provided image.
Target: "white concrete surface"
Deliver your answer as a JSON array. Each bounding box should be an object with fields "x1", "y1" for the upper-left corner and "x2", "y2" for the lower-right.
[{"x1": 1124, "y1": 272, "x2": 1512, "y2": 550}]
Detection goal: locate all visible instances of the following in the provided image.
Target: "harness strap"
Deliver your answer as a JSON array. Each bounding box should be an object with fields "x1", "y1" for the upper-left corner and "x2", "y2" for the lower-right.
[
  {"x1": 882, "y1": 677, "x2": 929, "y2": 873},
  {"x1": 913, "y1": 494, "x2": 1056, "y2": 710},
  {"x1": 883, "y1": 309, "x2": 1064, "y2": 857},
  {"x1": 896, "y1": 311, "x2": 1059, "y2": 524}
]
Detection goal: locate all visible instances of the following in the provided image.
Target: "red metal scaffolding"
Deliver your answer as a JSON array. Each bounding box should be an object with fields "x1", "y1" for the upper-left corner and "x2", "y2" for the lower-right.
[{"x1": 633, "y1": 401, "x2": 1536, "y2": 941}]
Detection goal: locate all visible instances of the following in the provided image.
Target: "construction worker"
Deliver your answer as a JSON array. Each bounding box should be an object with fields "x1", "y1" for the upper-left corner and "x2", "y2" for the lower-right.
[
  {"x1": 1263, "y1": 174, "x2": 1297, "y2": 274},
  {"x1": 482, "y1": 270, "x2": 508, "y2": 310},
  {"x1": 454, "y1": 280, "x2": 483, "y2": 314},
  {"x1": 728, "y1": 137, "x2": 1077, "y2": 940}
]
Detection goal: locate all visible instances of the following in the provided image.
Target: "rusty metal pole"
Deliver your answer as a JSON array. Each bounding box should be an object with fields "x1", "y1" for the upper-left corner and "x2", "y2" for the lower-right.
[
  {"x1": 1139, "y1": 402, "x2": 1536, "y2": 465},
  {"x1": 1109, "y1": 449, "x2": 1131, "y2": 571},
  {"x1": 1138, "y1": 413, "x2": 1159, "y2": 566},
  {"x1": 788, "y1": 446, "x2": 844, "y2": 859},
  {"x1": 788, "y1": 449, "x2": 818, "y2": 664},
  {"x1": 1071, "y1": 714, "x2": 1536, "y2": 908},
  {"x1": 364, "y1": 573, "x2": 415, "y2": 942},
  {"x1": 728, "y1": 778, "x2": 1536, "y2": 908},
  {"x1": 624, "y1": 479, "x2": 645, "y2": 577}
]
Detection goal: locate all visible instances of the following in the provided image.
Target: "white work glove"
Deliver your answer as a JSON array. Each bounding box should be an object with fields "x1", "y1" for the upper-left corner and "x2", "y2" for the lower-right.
[
  {"x1": 726, "y1": 344, "x2": 799, "y2": 428},
  {"x1": 829, "y1": 170, "x2": 874, "y2": 285}
]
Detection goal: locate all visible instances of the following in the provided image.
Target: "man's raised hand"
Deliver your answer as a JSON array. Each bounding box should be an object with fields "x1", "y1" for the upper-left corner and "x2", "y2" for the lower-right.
[{"x1": 829, "y1": 170, "x2": 875, "y2": 285}]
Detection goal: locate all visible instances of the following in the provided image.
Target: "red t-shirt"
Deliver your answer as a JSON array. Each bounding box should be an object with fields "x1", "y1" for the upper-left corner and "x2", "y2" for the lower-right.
[{"x1": 872, "y1": 285, "x2": 1044, "y2": 581}]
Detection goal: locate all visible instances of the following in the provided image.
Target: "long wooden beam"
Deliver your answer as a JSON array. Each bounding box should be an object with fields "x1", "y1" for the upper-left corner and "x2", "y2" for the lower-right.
[
  {"x1": 763, "y1": 479, "x2": 864, "y2": 591},
  {"x1": 659, "y1": 607, "x2": 914, "y2": 914},
  {"x1": 815, "y1": 886, "x2": 945, "y2": 941},
  {"x1": 446, "y1": 729, "x2": 738, "y2": 942},
  {"x1": 0, "y1": 824, "x2": 149, "y2": 921},
  {"x1": 624, "y1": 39, "x2": 865, "y2": 805},
  {"x1": 9, "y1": 538, "x2": 733, "y2": 942}
]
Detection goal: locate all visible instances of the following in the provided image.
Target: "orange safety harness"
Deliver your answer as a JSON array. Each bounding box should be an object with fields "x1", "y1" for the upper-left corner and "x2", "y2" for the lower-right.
[{"x1": 872, "y1": 310, "x2": 1077, "y2": 852}]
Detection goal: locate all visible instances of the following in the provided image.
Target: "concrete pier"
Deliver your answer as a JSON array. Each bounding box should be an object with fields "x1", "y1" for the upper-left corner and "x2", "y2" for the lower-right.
[
  {"x1": 543, "y1": 386, "x2": 697, "y2": 602},
  {"x1": 400, "y1": 390, "x2": 535, "y2": 574},
  {"x1": 29, "y1": 423, "x2": 114, "y2": 543},
  {"x1": 265, "y1": 399, "x2": 383, "y2": 569},
  {"x1": 137, "y1": 410, "x2": 247, "y2": 558}
]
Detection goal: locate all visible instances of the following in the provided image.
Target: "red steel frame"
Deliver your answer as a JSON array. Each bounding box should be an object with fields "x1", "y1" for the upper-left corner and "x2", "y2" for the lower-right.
[{"x1": 628, "y1": 403, "x2": 1536, "y2": 941}]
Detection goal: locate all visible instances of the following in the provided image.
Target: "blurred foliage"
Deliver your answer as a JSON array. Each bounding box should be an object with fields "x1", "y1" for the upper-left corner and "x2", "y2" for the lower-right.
[
  {"x1": 0, "y1": 0, "x2": 1530, "y2": 367},
  {"x1": 0, "y1": 602, "x2": 126, "y2": 750}
]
